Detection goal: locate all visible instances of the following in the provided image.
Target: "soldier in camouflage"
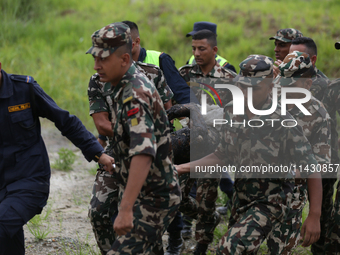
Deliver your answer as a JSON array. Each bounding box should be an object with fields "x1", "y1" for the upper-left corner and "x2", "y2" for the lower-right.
[
  {"x1": 267, "y1": 51, "x2": 330, "y2": 254},
  {"x1": 269, "y1": 28, "x2": 303, "y2": 77},
  {"x1": 290, "y1": 37, "x2": 330, "y2": 101},
  {"x1": 322, "y1": 42, "x2": 340, "y2": 254},
  {"x1": 86, "y1": 22, "x2": 181, "y2": 254},
  {"x1": 177, "y1": 29, "x2": 236, "y2": 255},
  {"x1": 179, "y1": 29, "x2": 236, "y2": 106},
  {"x1": 176, "y1": 54, "x2": 321, "y2": 254},
  {"x1": 88, "y1": 61, "x2": 173, "y2": 254}
]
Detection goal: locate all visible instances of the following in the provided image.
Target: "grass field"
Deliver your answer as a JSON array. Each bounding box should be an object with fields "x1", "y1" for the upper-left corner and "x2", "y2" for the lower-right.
[{"x1": 1, "y1": 0, "x2": 340, "y2": 129}]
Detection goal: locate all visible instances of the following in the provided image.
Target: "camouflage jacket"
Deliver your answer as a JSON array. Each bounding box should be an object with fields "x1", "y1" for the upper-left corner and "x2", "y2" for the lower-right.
[
  {"x1": 88, "y1": 61, "x2": 173, "y2": 156},
  {"x1": 178, "y1": 62, "x2": 237, "y2": 107},
  {"x1": 310, "y1": 67, "x2": 330, "y2": 101},
  {"x1": 88, "y1": 61, "x2": 173, "y2": 116},
  {"x1": 109, "y1": 63, "x2": 178, "y2": 207},
  {"x1": 322, "y1": 78, "x2": 340, "y2": 164},
  {"x1": 288, "y1": 97, "x2": 331, "y2": 166},
  {"x1": 214, "y1": 96, "x2": 318, "y2": 204}
]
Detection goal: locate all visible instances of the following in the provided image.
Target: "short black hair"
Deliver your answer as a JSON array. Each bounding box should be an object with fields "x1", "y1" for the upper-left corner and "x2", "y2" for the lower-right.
[
  {"x1": 192, "y1": 29, "x2": 217, "y2": 47},
  {"x1": 121, "y1": 20, "x2": 139, "y2": 32},
  {"x1": 115, "y1": 40, "x2": 133, "y2": 61},
  {"x1": 292, "y1": 37, "x2": 317, "y2": 56}
]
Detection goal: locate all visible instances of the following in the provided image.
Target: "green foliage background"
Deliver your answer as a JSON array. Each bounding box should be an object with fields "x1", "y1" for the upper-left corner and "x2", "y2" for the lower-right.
[{"x1": 1, "y1": 0, "x2": 340, "y2": 131}]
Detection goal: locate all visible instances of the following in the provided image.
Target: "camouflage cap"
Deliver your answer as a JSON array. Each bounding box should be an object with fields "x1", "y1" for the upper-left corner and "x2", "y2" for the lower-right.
[
  {"x1": 234, "y1": 55, "x2": 274, "y2": 86},
  {"x1": 86, "y1": 22, "x2": 131, "y2": 58},
  {"x1": 269, "y1": 28, "x2": 303, "y2": 43},
  {"x1": 274, "y1": 51, "x2": 314, "y2": 86},
  {"x1": 335, "y1": 41, "x2": 340, "y2": 50}
]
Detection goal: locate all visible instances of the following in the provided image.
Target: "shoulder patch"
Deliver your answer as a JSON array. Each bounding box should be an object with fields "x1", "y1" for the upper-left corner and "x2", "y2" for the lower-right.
[
  {"x1": 10, "y1": 74, "x2": 35, "y2": 84},
  {"x1": 122, "y1": 82, "x2": 134, "y2": 104}
]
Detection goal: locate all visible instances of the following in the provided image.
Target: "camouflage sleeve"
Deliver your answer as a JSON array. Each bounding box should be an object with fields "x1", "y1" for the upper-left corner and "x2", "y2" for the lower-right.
[
  {"x1": 87, "y1": 75, "x2": 109, "y2": 115},
  {"x1": 121, "y1": 99, "x2": 156, "y2": 159},
  {"x1": 178, "y1": 66, "x2": 191, "y2": 83},
  {"x1": 309, "y1": 110, "x2": 331, "y2": 165},
  {"x1": 155, "y1": 68, "x2": 174, "y2": 103}
]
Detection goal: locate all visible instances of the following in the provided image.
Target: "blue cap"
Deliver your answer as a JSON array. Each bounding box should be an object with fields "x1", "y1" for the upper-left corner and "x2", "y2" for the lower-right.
[{"x1": 186, "y1": 21, "x2": 217, "y2": 37}]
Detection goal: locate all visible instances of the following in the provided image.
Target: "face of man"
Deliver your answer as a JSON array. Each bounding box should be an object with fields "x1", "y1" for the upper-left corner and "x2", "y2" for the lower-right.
[
  {"x1": 192, "y1": 39, "x2": 217, "y2": 68},
  {"x1": 93, "y1": 51, "x2": 125, "y2": 85},
  {"x1": 274, "y1": 40, "x2": 291, "y2": 61},
  {"x1": 238, "y1": 79, "x2": 273, "y2": 111}
]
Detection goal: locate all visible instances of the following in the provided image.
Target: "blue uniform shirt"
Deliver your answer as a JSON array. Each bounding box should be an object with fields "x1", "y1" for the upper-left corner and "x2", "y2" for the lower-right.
[
  {"x1": 138, "y1": 47, "x2": 199, "y2": 104},
  {"x1": 0, "y1": 69, "x2": 103, "y2": 196}
]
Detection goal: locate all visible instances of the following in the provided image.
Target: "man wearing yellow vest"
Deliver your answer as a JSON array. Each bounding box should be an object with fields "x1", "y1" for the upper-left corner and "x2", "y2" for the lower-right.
[
  {"x1": 186, "y1": 21, "x2": 237, "y2": 73},
  {"x1": 122, "y1": 20, "x2": 199, "y2": 106}
]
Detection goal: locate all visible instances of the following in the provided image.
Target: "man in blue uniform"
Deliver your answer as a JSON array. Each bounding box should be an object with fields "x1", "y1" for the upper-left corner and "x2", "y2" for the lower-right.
[
  {"x1": 0, "y1": 61, "x2": 115, "y2": 255},
  {"x1": 185, "y1": 21, "x2": 237, "y2": 73}
]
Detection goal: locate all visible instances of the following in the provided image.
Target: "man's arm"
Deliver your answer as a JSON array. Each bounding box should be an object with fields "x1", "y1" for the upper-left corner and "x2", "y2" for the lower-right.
[
  {"x1": 159, "y1": 53, "x2": 199, "y2": 104},
  {"x1": 300, "y1": 174, "x2": 322, "y2": 247},
  {"x1": 113, "y1": 154, "x2": 152, "y2": 235},
  {"x1": 176, "y1": 152, "x2": 224, "y2": 176},
  {"x1": 92, "y1": 112, "x2": 113, "y2": 137}
]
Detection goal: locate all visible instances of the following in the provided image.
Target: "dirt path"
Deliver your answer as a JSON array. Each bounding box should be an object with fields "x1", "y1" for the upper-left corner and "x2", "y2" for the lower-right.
[{"x1": 24, "y1": 120, "x2": 101, "y2": 255}]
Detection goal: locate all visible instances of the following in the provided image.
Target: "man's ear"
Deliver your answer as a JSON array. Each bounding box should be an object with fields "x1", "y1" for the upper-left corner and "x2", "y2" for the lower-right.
[
  {"x1": 135, "y1": 37, "x2": 140, "y2": 47},
  {"x1": 0, "y1": 62, "x2": 2, "y2": 72},
  {"x1": 311, "y1": 55, "x2": 317, "y2": 66},
  {"x1": 213, "y1": 46, "x2": 218, "y2": 55},
  {"x1": 121, "y1": 53, "x2": 131, "y2": 67}
]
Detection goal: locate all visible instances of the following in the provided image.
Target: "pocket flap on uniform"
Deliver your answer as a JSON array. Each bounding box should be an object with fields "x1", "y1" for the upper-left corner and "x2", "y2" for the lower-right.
[{"x1": 10, "y1": 108, "x2": 33, "y2": 123}]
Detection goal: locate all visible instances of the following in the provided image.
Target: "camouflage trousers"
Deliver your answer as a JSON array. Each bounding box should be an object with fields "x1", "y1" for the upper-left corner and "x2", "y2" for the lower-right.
[
  {"x1": 266, "y1": 181, "x2": 308, "y2": 254},
  {"x1": 311, "y1": 178, "x2": 336, "y2": 255},
  {"x1": 179, "y1": 173, "x2": 220, "y2": 244},
  {"x1": 217, "y1": 192, "x2": 288, "y2": 254},
  {"x1": 107, "y1": 183, "x2": 181, "y2": 255},
  {"x1": 88, "y1": 169, "x2": 119, "y2": 255},
  {"x1": 325, "y1": 180, "x2": 340, "y2": 254}
]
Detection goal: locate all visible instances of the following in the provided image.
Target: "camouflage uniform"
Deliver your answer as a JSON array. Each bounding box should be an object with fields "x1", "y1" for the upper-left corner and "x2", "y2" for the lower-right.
[
  {"x1": 268, "y1": 52, "x2": 331, "y2": 254},
  {"x1": 86, "y1": 22, "x2": 179, "y2": 254},
  {"x1": 107, "y1": 63, "x2": 180, "y2": 254},
  {"x1": 322, "y1": 78, "x2": 340, "y2": 254},
  {"x1": 88, "y1": 62, "x2": 173, "y2": 254},
  {"x1": 176, "y1": 62, "x2": 236, "y2": 245},
  {"x1": 214, "y1": 55, "x2": 318, "y2": 254}
]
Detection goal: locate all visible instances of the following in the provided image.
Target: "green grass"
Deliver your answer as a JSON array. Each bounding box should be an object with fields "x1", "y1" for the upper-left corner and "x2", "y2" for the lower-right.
[
  {"x1": 27, "y1": 201, "x2": 53, "y2": 240},
  {"x1": 52, "y1": 148, "x2": 77, "y2": 171},
  {"x1": 2, "y1": 0, "x2": 340, "y2": 130}
]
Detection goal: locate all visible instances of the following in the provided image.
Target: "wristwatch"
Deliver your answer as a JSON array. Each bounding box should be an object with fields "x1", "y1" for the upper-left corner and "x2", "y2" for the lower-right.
[{"x1": 94, "y1": 150, "x2": 105, "y2": 162}]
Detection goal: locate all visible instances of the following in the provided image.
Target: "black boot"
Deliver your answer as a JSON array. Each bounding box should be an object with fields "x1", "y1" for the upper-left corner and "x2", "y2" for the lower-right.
[
  {"x1": 165, "y1": 231, "x2": 184, "y2": 255},
  {"x1": 193, "y1": 243, "x2": 208, "y2": 255}
]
